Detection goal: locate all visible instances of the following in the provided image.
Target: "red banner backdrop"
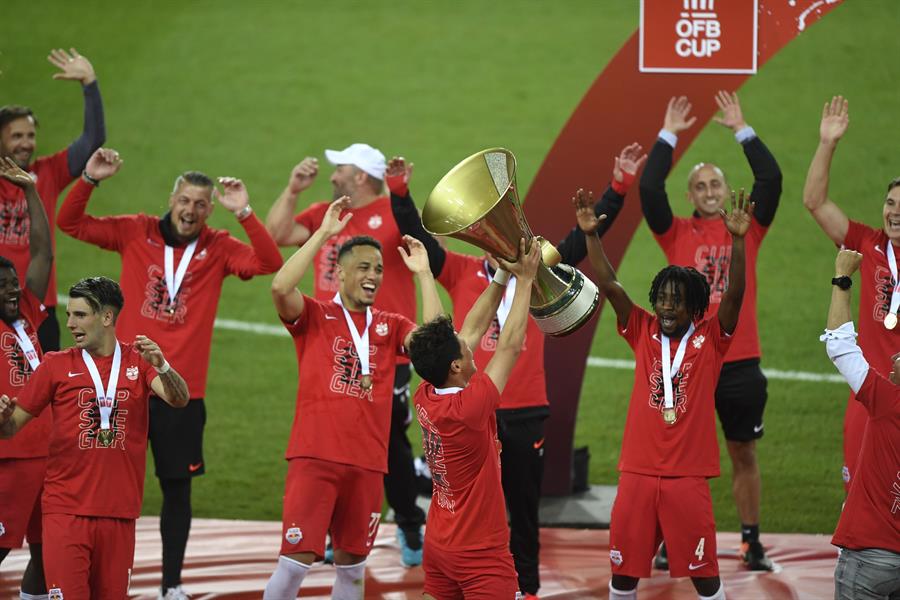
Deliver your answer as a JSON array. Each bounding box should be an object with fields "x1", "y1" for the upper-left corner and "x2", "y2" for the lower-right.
[{"x1": 525, "y1": 0, "x2": 844, "y2": 495}]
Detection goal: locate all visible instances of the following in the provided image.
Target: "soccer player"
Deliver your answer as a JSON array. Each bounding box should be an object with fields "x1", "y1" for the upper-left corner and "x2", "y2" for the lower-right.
[
  {"x1": 802, "y1": 96, "x2": 900, "y2": 495},
  {"x1": 265, "y1": 196, "x2": 443, "y2": 599},
  {"x1": 56, "y1": 148, "x2": 283, "y2": 600},
  {"x1": 385, "y1": 145, "x2": 644, "y2": 599},
  {"x1": 0, "y1": 48, "x2": 106, "y2": 352},
  {"x1": 0, "y1": 157, "x2": 53, "y2": 599},
  {"x1": 409, "y1": 237, "x2": 541, "y2": 600},
  {"x1": 0, "y1": 276, "x2": 189, "y2": 599},
  {"x1": 582, "y1": 187, "x2": 751, "y2": 600},
  {"x1": 820, "y1": 248, "x2": 900, "y2": 600},
  {"x1": 266, "y1": 144, "x2": 426, "y2": 566},
  {"x1": 639, "y1": 92, "x2": 781, "y2": 571}
]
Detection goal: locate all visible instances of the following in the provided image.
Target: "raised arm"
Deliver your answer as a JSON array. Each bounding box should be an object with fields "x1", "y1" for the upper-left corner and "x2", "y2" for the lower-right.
[
  {"x1": 215, "y1": 177, "x2": 284, "y2": 276},
  {"x1": 386, "y1": 156, "x2": 447, "y2": 276},
  {"x1": 577, "y1": 189, "x2": 633, "y2": 328},
  {"x1": 57, "y1": 148, "x2": 128, "y2": 249},
  {"x1": 271, "y1": 196, "x2": 352, "y2": 321},
  {"x1": 135, "y1": 335, "x2": 189, "y2": 408},
  {"x1": 48, "y1": 48, "x2": 106, "y2": 177},
  {"x1": 640, "y1": 96, "x2": 697, "y2": 235},
  {"x1": 456, "y1": 267, "x2": 508, "y2": 351},
  {"x1": 264, "y1": 158, "x2": 316, "y2": 247},
  {"x1": 483, "y1": 238, "x2": 541, "y2": 393},
  {"x1": 803, "y1": 96, "x2": 851, "y2": 245},
  {"x1": 0, "y1": 158, "x2": 52, "y2": 298},
  {"x1": 823, "y1": 250, "x2": 869, "y2": 393},
  {"x1": 398, "y1": 235, "x2": 444, "y2": 327},
  {"x1": 717, "y1": 190, "x2": 752, "y2": 334},
  {"x1": 713, "y1": 91, "x2": 782, "y2": 227},
  {"x1": 0, "y1": 395, "x2": 34, "y2": 439}
]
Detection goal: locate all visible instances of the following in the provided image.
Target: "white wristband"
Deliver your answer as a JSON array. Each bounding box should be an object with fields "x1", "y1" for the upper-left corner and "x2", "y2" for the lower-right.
[
  {"x1": 234, "y1": 205, "x2": 253, "y2": 221},
  {"x1": 492, "y1": 268, "x2": 510, "y2": 286},
  {"x1": 155, "y1": 360, "x2": 171, "y2": 374}
]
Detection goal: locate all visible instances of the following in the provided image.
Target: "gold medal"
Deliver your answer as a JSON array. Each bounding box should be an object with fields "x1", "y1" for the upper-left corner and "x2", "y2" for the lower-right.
[
  {"x1": 662, "y1": 408, "x2": 677, "y2": 425},
  {"x1": 885, "y1": 313, "x2": 897, "y2": 330},
  {"x1": 97, "y1": 428, "x2": 114, "y2": 447},
  {"x1": 361, "y1": 374, "x2": 373, "y2": 390}
]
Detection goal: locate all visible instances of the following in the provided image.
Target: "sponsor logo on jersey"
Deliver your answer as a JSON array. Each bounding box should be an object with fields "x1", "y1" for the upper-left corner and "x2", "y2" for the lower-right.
[
  {"x1": 610, "y1": 549, "x2": 623, "y2": 566},
  {"x1": 126, "y1": 366, "x2": 139, "y2": 381},
  {"x1": 375, "y1": 322, "x2": 389, "y2": 336},
  {"x1": 367, "y1": 215, "x2": 383, "y2": 229},
  {"x1": 285, "y1": 526, "x2": 303, "y2": 545}
]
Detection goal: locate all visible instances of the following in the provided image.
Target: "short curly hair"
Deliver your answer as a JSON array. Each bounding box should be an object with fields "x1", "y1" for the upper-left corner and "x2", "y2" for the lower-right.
[{"x1": 409, "y1": 315, "x2": 462, "y2": 387}]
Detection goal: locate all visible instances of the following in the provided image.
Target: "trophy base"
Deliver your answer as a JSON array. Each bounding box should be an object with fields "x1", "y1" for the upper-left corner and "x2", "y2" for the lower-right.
[{"x1": 530, "y1": 265, "x2": 600, "y2": 337}]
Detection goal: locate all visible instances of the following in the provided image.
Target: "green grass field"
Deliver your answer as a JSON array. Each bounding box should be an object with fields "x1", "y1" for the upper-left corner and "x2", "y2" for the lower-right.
[{"x1": 4, "y1": 1, "x2": 897, "y2": 535}]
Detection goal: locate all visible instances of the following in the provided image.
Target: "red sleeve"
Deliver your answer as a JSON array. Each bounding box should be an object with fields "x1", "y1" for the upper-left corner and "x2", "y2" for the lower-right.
[
  {"x1": 855, "y1": 368, "x2": 900, "y2": 420},
  {"x1": 222, "y1": 214, "x2": 284, "y2": 279},
  {"x1": 57, "y1": 179, "x2": 134, "y2": 251},
  {"x1": 20, "y1": 289, "x2": 48, "y2": 331},
  {"x1": 458, "y1": 372, "x2": 501, "y2": 430},
  {"x1": 396, "y1": 314, "x2": 416, "y2": 353},
  {"x1": 281, "y1": 295, "x2": 317, "y2": 337},
  {"x1": 16, "y1": 353, "x2": 58, "y2": 418},
  {"x1": 747, "y1": 217, "x2": 768, "y2": 245},
  {"x1": 710, "y1": 316, "x2": 734, "y2": 355},
  {"x1": 43, "y1": 149, "x2": 75, "y2": 197},
  {"x1": 436, "y1": 251, "x2": 474, "y2": 292},
  {"x1": 618, "y1": 305, "x2": 650, "y2": 349},
  {"x1": 294, "y1": 203, "x2": 328, "y2": 241},
  {"x1": 842, "y1": 220, "x2": 875, "y2": 251}
]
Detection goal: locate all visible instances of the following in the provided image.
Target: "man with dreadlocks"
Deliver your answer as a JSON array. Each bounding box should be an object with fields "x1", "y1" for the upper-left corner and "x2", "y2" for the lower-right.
[{"x1": 577, "y1": 187, "x2": 751, "y2": 600}]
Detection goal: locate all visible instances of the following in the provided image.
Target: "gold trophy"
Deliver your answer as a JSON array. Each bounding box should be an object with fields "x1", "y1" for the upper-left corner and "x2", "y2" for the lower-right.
[{"x1": 423, "y1": 148, "x2": 600, "y2": 336}]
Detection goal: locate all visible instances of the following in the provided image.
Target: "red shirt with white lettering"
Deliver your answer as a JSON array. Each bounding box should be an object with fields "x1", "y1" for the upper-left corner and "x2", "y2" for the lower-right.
[
  {"x1": 414, "y1": 372, "x2": 509, "y2": 550},
  {"x1": 0, "y1": 290, "x2": 49, "y2": 458},
  {"x1": 437, "y1": 251, "x2": 547, "y2": 410},
  {"x1": 654, "y1": 216, "x2": 765, "y2": 362},
  {"x1": 831, "y1": 368, "x2": 900, "y2": 553},
  {"x1": 0, "y1": 149, "x2": 71, "y2": 307},
  {"x1": 618, "y1": 307, "x2": 732, "y2": 478},
  {"x1": 283, "y1": 296, "x2": 415, "y2": 473},
  {"x1": 57, "y1": 179, "x2": 283, "y2": 398},
  {"x1": 16, "y1": 343, "x2": 158, "y2": 518}
]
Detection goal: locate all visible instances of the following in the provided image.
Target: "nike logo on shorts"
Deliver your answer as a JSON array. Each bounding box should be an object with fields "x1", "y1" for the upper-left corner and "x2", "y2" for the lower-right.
[
  {"x1": 188, "y1": 462, "x2": 203, "y2": 472},
  {"x1": 533, "y1": 438, "x2": 545, "y2": 450},
  {"x1": 753, "y1": 424, "x2": 764, "y2": 433},
  {"x1": 688, "y1": 562, "x2": 708, "y2": 570},
  {"x1": 68, "y1": 371, "x2": 83, "y2": 377}
]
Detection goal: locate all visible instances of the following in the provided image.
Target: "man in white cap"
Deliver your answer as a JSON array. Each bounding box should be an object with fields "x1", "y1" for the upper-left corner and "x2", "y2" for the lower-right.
[{"x1": 266, "y1": 144, "x2": 427, "y2": 566}]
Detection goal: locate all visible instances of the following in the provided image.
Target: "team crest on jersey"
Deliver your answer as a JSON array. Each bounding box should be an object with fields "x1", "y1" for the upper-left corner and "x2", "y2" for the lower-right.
[
  {"x1": 691, "y1": 335, "x2": 705, "y2": 349},
  {"x1": 285, "y1": 526, "x2": 303, "y2": 544},
  {"x1": 49, "y1": 588, "x2": 64, "y2": 600},
  {"x1": 610, "y1": 549, "x2": 623, "y2": 566},
  {"x1": 126, "y1": 366, "x2": 139, "y2": 381},
  {"x1": 375, "y1": 322, "x2": 389, "y2": 336},
  {"x1": 367, "y1": 215, "x2": 383, "y2": 229},
  {"x1": 196, "y1": 248, "x2": 208, "y2": 260}
]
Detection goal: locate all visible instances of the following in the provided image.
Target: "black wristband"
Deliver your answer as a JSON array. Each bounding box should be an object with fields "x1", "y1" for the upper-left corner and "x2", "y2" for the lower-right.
[
  {"x1": 82, "y1": 171, "x2": 100, "y2": 187},
  {"x1": 832, "y1": 276, "x2": 852, "y2": 290}
]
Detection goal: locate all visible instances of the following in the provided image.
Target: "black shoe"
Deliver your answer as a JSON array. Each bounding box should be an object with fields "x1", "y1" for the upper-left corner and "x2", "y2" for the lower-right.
[
  {"x1": 653, "y1": 542, "x2": 669, "y2": 570},
  {"x1": 740, "y1": 541, "x2": 774, "y2": 571}
]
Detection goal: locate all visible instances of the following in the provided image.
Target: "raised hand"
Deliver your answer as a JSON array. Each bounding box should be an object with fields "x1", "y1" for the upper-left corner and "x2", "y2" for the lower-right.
[
  {"x1": 320, "y1": 196, "x2": 353, "y2": 237},
  {"x1": 663, "y1": 96, "x2": 697, "y2": 134},
  {"x1": 613, "y1": 142, "x2": 647, "y2": 183},
  {"x1": 47, "y1": 48, "x2": 96, "y2": 85},
  {"x1": 385, "y1": 156, "x2": 414, "y2": 196},
  {"x1": 571, "y1": 188, "x2": 607, "y2": 234},
  {"x1": 216, "y1": 177, "x2": 249, "y2": 213},
  {"x1": 720, "y1": 189, "x2": 754, "y2": 238},
  {"x1": 0, "y1": 157, "x2": 35, "y2": 188},
  {"x1": 84, "y1": 148, "x2": 123, "y2": 181},
  {"x1": 0, "y1": 394, "x2": 14, "y2": 423},
  {"x1": 712, "y1": 90, "x2": 747, "y2": 132},
  {"x1": 820, "y1": 96, "x2": 849, "y2": 145},
  {"x1": 498, "y1": 238, "x2": 541, "y2": 281},
  {"x1": 398, "y1": 235, "x2": 429, "y2": 274},
  {"x1": 287, "y1": 158, "x2": 318, "y2": 194},
  {"x1": 134, "y1": 335, "x2": 165, "y2": 369},
  {"x1": 835, "y1": 249, "x2": 863, "y2": 277}
]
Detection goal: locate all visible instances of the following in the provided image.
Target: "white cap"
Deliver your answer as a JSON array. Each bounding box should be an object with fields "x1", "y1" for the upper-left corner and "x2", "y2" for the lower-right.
[{"x1": 324, "y1": 143, "x2": 386, "y2": 179}]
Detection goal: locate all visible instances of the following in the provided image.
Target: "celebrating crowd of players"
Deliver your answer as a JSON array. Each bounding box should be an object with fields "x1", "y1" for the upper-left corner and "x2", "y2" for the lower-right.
[{"x1": 0, "y1": 50, "x2": 896, "y2": 600}]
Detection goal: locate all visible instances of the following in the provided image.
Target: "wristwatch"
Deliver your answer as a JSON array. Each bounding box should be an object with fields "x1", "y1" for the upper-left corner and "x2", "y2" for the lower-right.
[{"x1": 831, "y1": 276, "x2": 852, "y2": 290}]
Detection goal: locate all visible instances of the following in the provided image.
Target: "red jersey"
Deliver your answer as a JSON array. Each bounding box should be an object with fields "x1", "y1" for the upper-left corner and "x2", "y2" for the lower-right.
[
  {"x1": 295, "y1": 198, "x2": 416, "y2": 323},
  {"x1": 654, "y1": 216, "x2": 766, "y2": 362},
  {"x1": 0, "y1": 149, "x2": 72, "y2": 306},
  {"x1": 618, "y1": 307, "x2": 733, "y2": 478},
  {"x1": 16, "y1": 343, "x2": 158, "y2": 519},
  {"x1": 283, "y1": 296, "x2": 415, "y2": 473},
  {"x1": 57, "y1": 179, "x2": 283, "y2": 398},
  {"x1": 414, "y1": 372, "x2": 509, "y2": 550},
  {"x1": 0, "y1": 289, "x2": 49, "y2": 458},
  {"x1": 437, "y1": 252, "x2": 548, "y2": 410},
  {"x1": 831, "y1": 368, "x2": 900, "y2": 553}
]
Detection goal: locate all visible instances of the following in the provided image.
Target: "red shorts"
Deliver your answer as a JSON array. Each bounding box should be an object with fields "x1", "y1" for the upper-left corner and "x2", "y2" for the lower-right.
[
  {"x1": 843, "y1": 396, "x2": 868, "y2": 491},
  {"x1": 0, "y1": 457, "x2": 46, "y2": 548},
  {"x1": 42, "y1": 513, "x2": 136, "y2": 598},
  {"x1": 279, "y1": 457, "x2": 384, "y2": 558},
  {"x1": 609, "y1": 472, "x2": 718, "y2": 578},
  {"x1": 423, "y1": 542, "x2": 519, "y2": 599}
]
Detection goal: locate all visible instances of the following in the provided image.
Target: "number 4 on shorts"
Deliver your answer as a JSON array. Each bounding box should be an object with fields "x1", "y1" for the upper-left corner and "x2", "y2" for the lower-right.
[{"x1": 695, "y1": 537, "x2": 706, "y2": 561}]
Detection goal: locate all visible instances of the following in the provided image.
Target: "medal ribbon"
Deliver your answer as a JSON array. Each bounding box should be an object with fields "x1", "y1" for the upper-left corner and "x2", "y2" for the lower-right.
[
  {"x1": 82, "y1": 342, "x2": 122, "y2": 431},
  {"x1": 660, "y1": 323, "x2": 695, "y2": 411},
  {"x1": 164, "y1": 240, "x2": 198, "y2": 309},
  {"x1": 11, "y1": 320, "x2": 40, "y2": 371},
  {"x1": 333, "y1": 292, "x2": 373, "y2": 378},
  {"x1": 886, "y1": 241, "x2": 900, "y2": 320},
  {"x1": 486, "y1": 260, "x2": 517, "y2": 330}
]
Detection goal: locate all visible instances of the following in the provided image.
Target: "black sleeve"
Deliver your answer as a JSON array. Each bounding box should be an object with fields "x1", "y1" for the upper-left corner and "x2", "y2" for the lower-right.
[
  {"x1": 742, "y1": 136, "x2": 782, "y2": 227},
  {"x1": 638, "y1": 139, "x2": 675, "y2": 235},
  {"x1": 390, "y1": 191, "x2": 446, "y2": 277},
  {"x1": 556, "y1": 184, "x2": 625, "y2": 266},
  {"x1": 66, "y1": 81, "x2": 107, "y2": 177}
]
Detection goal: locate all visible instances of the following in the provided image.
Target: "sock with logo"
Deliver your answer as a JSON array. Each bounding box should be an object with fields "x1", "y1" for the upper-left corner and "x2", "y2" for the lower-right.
[
  {"x1": 698, "y1": 582, "x2": 726, "y2": 600},
  {"x1": 741, "y1": 524, "x2": 759, "y2": 544},
  {"x1": 608, "y1": 582, "x2": 637, "y2": 600},
  {"x1": 263, "y1": 555, "x2": 309, "y2": 599},
  {"x1": 160, "y1": 477, "x2": 192, "y2": 588},
  {"x1": 332, "y1": 560, "x2": 366, "y2": 600}
]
